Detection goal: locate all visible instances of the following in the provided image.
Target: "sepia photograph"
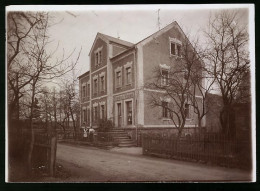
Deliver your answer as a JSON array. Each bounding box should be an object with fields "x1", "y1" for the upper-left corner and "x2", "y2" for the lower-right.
[{"x1": 6, "y1": 4, "x2": 255, "y2": 182}]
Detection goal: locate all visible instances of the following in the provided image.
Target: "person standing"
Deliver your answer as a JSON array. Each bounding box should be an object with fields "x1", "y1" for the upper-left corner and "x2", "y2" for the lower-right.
[{"x1": 89, "y1": 126, "x2": 95, "y2": 142}]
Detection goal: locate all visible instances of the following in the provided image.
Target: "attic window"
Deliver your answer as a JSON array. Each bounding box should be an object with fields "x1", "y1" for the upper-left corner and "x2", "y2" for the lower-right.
[{"x1": 169, "y1": 37, "x2": 182, "y2": 57}]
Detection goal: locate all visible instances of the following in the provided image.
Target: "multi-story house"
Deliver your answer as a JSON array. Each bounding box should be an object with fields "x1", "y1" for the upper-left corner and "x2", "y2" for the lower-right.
[{"x1": 79, "y1": 21, "x2": 205, "y2": 136}]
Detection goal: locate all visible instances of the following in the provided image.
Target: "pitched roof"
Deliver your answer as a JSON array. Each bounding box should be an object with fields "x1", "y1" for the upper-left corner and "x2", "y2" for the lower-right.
[
  {"x1": 88, "y1": 33, "x2": 134, "y2": 56},
  {"x1": 110, "y1": 21, "x2": 178, "y2": 60},
  {"x1": 98, "y1": 33, "x2": 134, "y2": 47},
  {"x1": 78, "y1": 71, "x2": 89, "y2": 79}
]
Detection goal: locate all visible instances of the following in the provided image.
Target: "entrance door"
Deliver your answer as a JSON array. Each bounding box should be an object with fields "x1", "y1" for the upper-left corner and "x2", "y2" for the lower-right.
[
  {"x1": 126, "y1": 101, "x2": 132, "y2": 125},
  {"x1": 117, "y1": 103, "x2": 122, "y2": 127}
]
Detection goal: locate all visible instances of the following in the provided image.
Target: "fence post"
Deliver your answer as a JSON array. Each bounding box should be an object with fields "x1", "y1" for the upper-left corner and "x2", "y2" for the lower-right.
[{"x1": 49, "y1": 135, "x2": 57, "y2": 176}]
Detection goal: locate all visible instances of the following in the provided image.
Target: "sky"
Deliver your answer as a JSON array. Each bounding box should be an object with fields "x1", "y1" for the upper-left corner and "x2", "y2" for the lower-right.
[{"x1": 6, "y1": 5, "x2": 253, "y2": 88}]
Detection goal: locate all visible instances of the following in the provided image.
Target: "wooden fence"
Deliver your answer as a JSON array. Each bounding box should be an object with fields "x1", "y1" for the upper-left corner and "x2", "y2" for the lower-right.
[
  {"x1": 59, "y1": 130, "x2": 115, "y2": 143},
  {"x1": 142, "y1": 133, "x2": 251, "y2": 169},
  {"x1": 22, "y1": 130, "x2": 57, "y2": 176}
]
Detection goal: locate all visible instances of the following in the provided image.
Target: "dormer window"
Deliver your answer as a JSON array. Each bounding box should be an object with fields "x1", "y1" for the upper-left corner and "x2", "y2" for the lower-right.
[{"x1": 169, "y1": 37, "x2": 182, "y2": 57}]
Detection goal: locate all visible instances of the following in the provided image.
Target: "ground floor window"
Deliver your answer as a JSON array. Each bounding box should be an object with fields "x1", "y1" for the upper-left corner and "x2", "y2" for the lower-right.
[
  {"x1": 87, "y1": 108, "x2": 90, "y2": 125},
  {"x1": 93, "y1": 106, "x2": 98, "y2": 122},
  {"x1": 185, "y1": 103, "x2": 191, "y2": 119},
  {"x1": 162, "y1": 101, "x2": 168, "y2": 118},
  {"x1": 83, "y1": 109, "x2": 86, "y2": 123},
  {"x1": 100, "y1": 105, "x2": 105, "y2": 119}
]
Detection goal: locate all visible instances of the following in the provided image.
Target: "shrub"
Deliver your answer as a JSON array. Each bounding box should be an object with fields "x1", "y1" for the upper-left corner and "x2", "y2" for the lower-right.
[{"x1": 97, "y1": 119, "x2": 114, "y2": 132}]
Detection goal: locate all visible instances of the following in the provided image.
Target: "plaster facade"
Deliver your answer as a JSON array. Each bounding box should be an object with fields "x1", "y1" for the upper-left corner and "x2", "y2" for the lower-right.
[{"x1": 79, "y1": 22, "x2": 206, "y2": 130}]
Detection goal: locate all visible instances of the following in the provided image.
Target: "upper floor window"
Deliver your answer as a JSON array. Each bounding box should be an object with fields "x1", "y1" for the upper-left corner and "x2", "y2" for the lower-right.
[
  {"x1": 87, "y1": 83, "x2": 90, "y2": 97},
  {"x1": 94, "y1": 79, "x2": 98, "y2": 94},
  {"x1": 100, "y1": 76, "x2": 105, "y2": 92},
  {"x1": 126, "y1": 67, "x2": 132, "y2": 85},
  {"x1": 162, "y1": 101, "x2": 168, "y2": 118},
  {"x1": 116, "y1": 71, "x2": 122, "y2": 87},
  {"x1": 124, "y1": 61, "x2": 133, "y2": 85},
  {"x1": 99, "y1": 72, "x2": 105, "y2": 92},
  {"x1": 160, "y1": 64, "x2": 170, "y2": 86},
  {"x1": 94, "y1": 46, "x2": 103, "y2": 67},
  {"x1": 161, "y1": 69, "x2": 169, "y2": 86},
  {"x1": 169, "y1": 37, "x2": 182, "y2": 57}
]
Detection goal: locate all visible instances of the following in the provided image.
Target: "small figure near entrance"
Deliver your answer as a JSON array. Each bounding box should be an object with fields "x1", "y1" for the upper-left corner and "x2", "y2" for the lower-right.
[
  {"x1": 82, "y1": 122, "x2": 88, "y2": 141},
  {"x1": 89, "y1": 126, "x2": 95, "y2": 142}
]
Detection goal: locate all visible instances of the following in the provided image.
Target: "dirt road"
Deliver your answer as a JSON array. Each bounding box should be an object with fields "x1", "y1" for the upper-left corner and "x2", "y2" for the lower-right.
[{"x1": 56, "y1": 143, "x2": 252, "y2": 182}]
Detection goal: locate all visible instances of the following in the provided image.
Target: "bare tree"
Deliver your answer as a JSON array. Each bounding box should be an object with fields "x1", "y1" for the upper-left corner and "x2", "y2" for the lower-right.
[
  {"x1": 182, "y1": 37, "x2": 215, "y2": 131},
  {"x1": 204, "y1": 10, "x2": 250, "y2": 136},
  {"x1": 7, "y1": 11, "x2": 81, "y2": 174},
  {"x1": 7, "y1": 12, "x2": 48, "y2": 120}
]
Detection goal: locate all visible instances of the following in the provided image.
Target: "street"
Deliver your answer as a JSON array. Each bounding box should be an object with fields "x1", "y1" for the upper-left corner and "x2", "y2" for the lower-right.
[{"x1": 56, "y1": 143, "x2": 252, "y2": 182}]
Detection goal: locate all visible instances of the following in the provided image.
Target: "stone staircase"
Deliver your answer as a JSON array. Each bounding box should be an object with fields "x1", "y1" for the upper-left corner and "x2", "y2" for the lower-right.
[{"x1": 109, "y1": 128, "x2": 136, "y2": 147}]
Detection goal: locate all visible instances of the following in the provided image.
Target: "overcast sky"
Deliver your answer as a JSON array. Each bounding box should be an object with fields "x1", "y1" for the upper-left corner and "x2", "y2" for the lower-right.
[{"x1": 7, "y1": 5, "x2": 252, "y2": 88}]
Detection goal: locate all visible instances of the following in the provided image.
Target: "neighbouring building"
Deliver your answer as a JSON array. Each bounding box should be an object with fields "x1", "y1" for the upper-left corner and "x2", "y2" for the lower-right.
[{"x1": 79, "y1": 21, "x2": 206, "y2": 139}]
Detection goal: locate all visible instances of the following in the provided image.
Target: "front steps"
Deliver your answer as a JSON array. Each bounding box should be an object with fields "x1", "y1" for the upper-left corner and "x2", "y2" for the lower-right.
[{"x1": 109, "y1": 129, "x2": 136, "y2": 147}]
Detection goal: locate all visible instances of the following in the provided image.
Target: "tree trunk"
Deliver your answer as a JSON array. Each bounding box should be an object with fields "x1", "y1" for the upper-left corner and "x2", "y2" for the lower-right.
[{"x1": 27, "y1": 81, "x2": 36, "y2": 175}]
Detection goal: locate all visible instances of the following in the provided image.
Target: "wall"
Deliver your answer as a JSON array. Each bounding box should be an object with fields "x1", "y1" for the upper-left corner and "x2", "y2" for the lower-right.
[{"x1": 143, "y1": 90, "x2": 201, "y2": 126}]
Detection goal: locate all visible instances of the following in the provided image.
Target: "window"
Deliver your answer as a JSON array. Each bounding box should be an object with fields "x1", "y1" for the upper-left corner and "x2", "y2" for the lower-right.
[
  {"x1": 87, "y1": 108, "x2": 90, "y2": 125},
  {"x1": 126, "y1": 101, "x2": 132, "y2": 125},
  {"x1": 99, "y1": 51, "x2": 102, "y2": 64},
  {"x1": 100, "y1": 76, "x2": 105, "y2": 92},
  {"x1": 171, "y1": 42, "x2": 176, "y2": 55},
  {"x1": 83, "y1": 109, "x2": 86, "y2": 122},
  {"x1": 185, "y1": 103, "x2": 190, "y2": 119},
  {"x1": 162, "y1": 101, "x2": 168, "y2": 118},
  {"x1": 170, "y1": 42, "x2": 182, "y2": 57},
  {"x1": 118, "y1": 103, "x2": 121, "y2": 116},
  {"x1": 94, "y1": 79, "x2": 98, "y2": 94},
  {"x1": 177, "y1": 44, "x2": 181, "y2": 57},
  {"x1": 116, "y1": 71, "x2": 122, "y2": 87},
  {"x1": 95, "y1": 50, "x2": 102, "y2": 66},
  {"x1": 161, "y1": 70, "x2": 169, "y2": 86},
  {"x1": 87, "y1": 84, "x2": 90, "y2": 97},
  {"x1": 81, "y1": 86, "x2": 84, "y2": 98},
  {"x1": 100, "y1": 105, "x2": 105, "y2": 119},
  {"x1": 126, "y1": 67, "x2": 132, "y2": 85},
  {"x1": 183, "y1": 70, "x2": 189, "y2": 84},
  {"x1": 93, "y1": 106, "x2": 98, "y2": 122}
]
